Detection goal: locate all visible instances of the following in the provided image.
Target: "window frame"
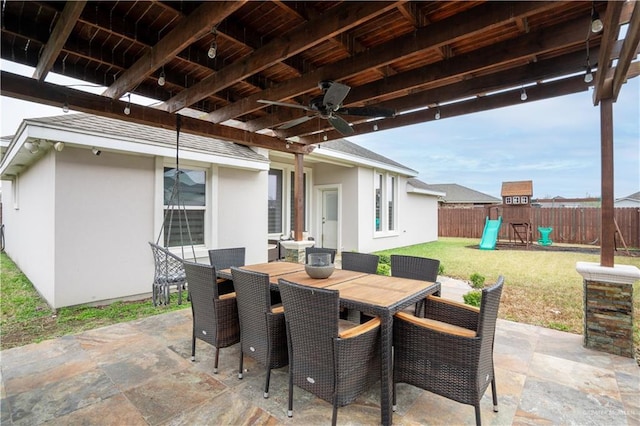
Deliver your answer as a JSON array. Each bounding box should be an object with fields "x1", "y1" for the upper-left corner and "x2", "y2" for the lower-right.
[
  {"x1": 268, "y1": 163, "x2": 312, "y2": 239},
  {"x1": 373, "y1": 170, "x2": 398, "y2": 236},
  {"x1": 160, "y1": 162, "x2": 208, "y2": 249}
]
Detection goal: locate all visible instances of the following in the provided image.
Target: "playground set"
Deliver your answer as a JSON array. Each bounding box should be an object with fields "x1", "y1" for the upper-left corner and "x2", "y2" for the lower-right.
[{"x1": 479, "y1": 180, "x2": 553, "y2": 250}]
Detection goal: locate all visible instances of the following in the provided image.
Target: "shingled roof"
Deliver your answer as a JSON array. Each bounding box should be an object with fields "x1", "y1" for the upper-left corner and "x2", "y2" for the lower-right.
[
  {"x1": 22, "y1": 113, "x2": 269, "y2": 163},
  {"x1": 413, "y1": 181, "x2": 501, "y2": 204}
]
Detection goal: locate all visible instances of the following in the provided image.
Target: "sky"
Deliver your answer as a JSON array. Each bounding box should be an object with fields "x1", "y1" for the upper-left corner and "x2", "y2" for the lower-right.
[{"x1": 1, "y1": 60, "x2": 639, "y2": 199}]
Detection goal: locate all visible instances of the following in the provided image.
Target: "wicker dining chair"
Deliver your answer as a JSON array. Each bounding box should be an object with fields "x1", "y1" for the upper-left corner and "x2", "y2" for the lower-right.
[
  {"x1": 340, "y1": 251, "x2": 379, "y2": 321},
  {"x1": 392, "y1": 276, "x2": 504, "y2": 426},
  {"x1": 148, "y1": 242, "x2": 187, "y2": 306},
  {"x1": 390, "y1": 254, "x2": 440, "y2": 316},
  {"x1": 341, "y1": 251, "x2": 379, "y2": 274},
  {"x1": 209, "y1": 247, "x2": 245, "y2": 293},
  {"x1": 278, "y1": 278, "x2": 381, "y2": 426},
  {"x1": 184, "y1": 261, "x2": 240, "y2": 373},
  {"x1": 305, "y1": 247, "x2": 337, "y2": 264},
  {"x1": 230, "y1": 267, "x2": 288, "y2": 398}
]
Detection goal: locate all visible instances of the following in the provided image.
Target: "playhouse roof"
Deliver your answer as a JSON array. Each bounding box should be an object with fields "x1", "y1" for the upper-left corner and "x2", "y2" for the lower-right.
[{"x1": 501, "y1": 180, "x2": 533, "y2": 197}]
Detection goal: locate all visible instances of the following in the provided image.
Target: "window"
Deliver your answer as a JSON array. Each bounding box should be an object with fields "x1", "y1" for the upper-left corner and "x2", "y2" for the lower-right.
[
  {"x1": 268, "y1": 169, "x2": 283, "y2": 234},
  {"x1": 268, "y1": 167, "x2": 309, "y2": 237},
  {"x1": 513, "y1": 196, "x2": 520, "y2": 204},
  {"x1": 375, "y1": 173, "x2": 383, "y2": 231},
  {"x1": 374, "y1": 171, "x2": 397, "y2": 233},
  {"x1": 521, "y1": 195, "x2": 529, "y2": 204},
  {"x1": 163, "y1": 167, "x2": 205, "y2": 247},
  {"x1": 505, "y1": 196, "x2": 512, "y2": 204}
]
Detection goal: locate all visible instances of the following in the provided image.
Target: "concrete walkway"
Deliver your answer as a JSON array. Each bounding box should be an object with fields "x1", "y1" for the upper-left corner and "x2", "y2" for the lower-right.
[{"x1": 1, "y1": 279, "x2": 638, "y2": 425}]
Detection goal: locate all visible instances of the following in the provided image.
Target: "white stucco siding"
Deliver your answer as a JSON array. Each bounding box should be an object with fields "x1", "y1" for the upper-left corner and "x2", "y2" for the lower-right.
[
  {"x1": 216, "y1": 167, "x2": 268, "y2": 264},
  {"x1": 311, "y1": 163, "x2": 358, "y2": 252},
  {"x1": 54, "y1": 147, "x2": 155, "y2": 307},
  {"x1": 1, "y1": 152, "x2": 56, "y2": 304}
]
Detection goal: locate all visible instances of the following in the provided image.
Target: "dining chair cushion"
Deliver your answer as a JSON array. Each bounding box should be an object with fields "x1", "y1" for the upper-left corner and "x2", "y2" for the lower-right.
[
  {"x1": 426, "y1": 295, "x2": 480, "y2": 313},
  {"x1": 338, "y1": 317, "x2": 381, "y2": 339},
  {"x1": 219, "y1": 292, "x2": 237, "y2": 300}
]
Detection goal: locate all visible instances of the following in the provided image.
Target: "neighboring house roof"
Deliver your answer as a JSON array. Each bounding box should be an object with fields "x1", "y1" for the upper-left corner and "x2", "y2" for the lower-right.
[
  {"x1": 405, "y1": 178, "x2": 446, "y2": 197},
  {"x1": 416, "y1": 182, "x2": 500, "y2": 204},
  {"x1": 501, "y1": 180, "x2": 533, "y2": 197},
  {"x1": 615, "y1": 191, "x2": 640, "y2": 202},
  {"x1": 311, "y1": 138, "x2": 418, "y2": 176}
]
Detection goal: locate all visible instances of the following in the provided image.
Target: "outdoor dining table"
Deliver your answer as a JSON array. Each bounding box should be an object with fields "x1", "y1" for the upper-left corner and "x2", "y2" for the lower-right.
[{"x1": 217, "y1": 261, "x2": 441, "y2": 426}]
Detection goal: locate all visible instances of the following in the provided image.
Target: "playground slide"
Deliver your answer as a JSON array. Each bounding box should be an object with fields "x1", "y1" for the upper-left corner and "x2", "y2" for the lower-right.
[{"x1": 479, "y1": 216, "x2": 502, "y2": 250}]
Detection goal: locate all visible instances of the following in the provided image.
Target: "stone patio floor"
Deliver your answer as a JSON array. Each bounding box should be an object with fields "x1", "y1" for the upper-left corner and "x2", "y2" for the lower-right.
[{"x1": 1, "y1": 279, "x2": 638, "y2": 425}]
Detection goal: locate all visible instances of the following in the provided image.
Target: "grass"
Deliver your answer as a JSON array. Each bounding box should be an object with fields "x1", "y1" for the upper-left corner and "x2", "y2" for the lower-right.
[
  {"x1": 1, "y1": 238, "x2": 639, "y2": 351},
  {"x1": 376, "y1": 237, "x2": 640, "y2": 342},
  {"x1": 0, "y1": 253, "x2": 188, "y2": 350}
]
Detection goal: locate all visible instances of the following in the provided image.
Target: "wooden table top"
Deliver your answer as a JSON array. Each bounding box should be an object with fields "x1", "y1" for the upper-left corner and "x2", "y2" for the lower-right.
[
  {"x1": 273, "y1": 268, "x2": 367, "y2": 288},
  {"x1": 329, "y1": 278, "x2": 435, "y2": 308}
]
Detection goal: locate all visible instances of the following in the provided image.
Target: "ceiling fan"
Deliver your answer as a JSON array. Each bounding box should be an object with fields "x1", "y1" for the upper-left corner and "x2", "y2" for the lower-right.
[{"x1": 257, "y1": 80, "x2": 395, "y2": 136}]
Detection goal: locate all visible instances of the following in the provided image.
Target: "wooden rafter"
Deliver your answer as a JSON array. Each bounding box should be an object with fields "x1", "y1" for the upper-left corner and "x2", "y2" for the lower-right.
[
  {"x1": 32, "y1": 1, "x2": 87, "y2": 81},
  {"x1": 103, "y1": 1, "x2": 247, "y2": 100},
  {"x1": 206, "y1": 1, "x2": 559, "y2": 124},
  {"x1": 611, "y1": 2, "x2": 640, "y2": 100},
  {"x1": 593, "y1": 1, "x2": 625, "y2": 104},
  {"x1": 162, "y1": 1, "x2": 402, "y2": 113}
]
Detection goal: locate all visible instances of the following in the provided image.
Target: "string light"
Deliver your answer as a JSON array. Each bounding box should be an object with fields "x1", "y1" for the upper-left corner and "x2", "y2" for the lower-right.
[
  {"x1": 584, "y1": 39, "x2": 593, "y2": 83},
  {"x1": 62, "y1": 101, "x2": 69, "y2": 113},
  {"x1": 591, "y1": 3, "x2": 603, "y2": 33},
  {"x1": 208, "y1": 26, "x2": 218, "y2": 59},
  {"x1": 435, "y1": 106, "x2": 441, "y2": 120},
  {"x1": 520, "y1": 87, "x2": 528, "y2": 101},
  {"x1": 373, "y1": 123, "x2": 378, "y2": 131},
  {"x1": 124, "y1": 94, "x2": 131, "y2": 115},
  {"x1": 158, "y1": 68, "x2": 166, "y2": 86}
]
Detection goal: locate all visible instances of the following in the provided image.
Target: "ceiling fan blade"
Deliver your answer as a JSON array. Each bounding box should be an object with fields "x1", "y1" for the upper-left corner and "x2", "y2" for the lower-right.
[
  {"x1": 327, "y1": 114, "x2": 354, "y2": 135},
  {"x1": 277, "y1": 115, "x2": 315, "y2": 129},
  {"x1": 339, "y1": 106, "x2": 395, "y2": 117},
  {"x1": 323, "y1": 82, "x2": 351, "y2": 109},
  {"x1": 257, "y1": 99, "x2": 310, "y2": 111}
]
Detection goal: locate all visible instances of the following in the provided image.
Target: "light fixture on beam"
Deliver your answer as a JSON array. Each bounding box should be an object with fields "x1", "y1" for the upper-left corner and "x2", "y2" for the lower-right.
[
  {"x1": 158, "y1": 68, "x2": 166, "y2": 86},
  {"x1": 208, "y1": 26, "x2": 218, "y2": 59},
  {"x1": 62, "y1": 100, "x2": 69, "y2": 113},
  {"x1": 585, "y1": 63, "x2": 594, "y2": 83},
  {"x1": 434, "y1": 105, "x2": 441, "y2": 120},
  {"x1": 591, "y1": 4, "x2": 603, "y2": 33},
  {"x1": 124, "y1": 94, "x2": 131, "y2": 115},
  {"x1": 520, "y1": 87, "x2": 528, "y2": 101},
  {"x1": 54, "y1": 142, "x2": 65, "y2": 152}
]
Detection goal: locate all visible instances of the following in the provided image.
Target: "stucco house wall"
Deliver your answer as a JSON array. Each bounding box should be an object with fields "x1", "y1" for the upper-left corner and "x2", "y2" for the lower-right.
[{"x1": 1, "y1": 114, "x2": 442, "y2": 309}]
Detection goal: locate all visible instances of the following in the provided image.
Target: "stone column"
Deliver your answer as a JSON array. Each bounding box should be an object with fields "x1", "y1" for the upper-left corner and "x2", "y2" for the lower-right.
[
  {"x1": 279, "y1": 240, "x2": 315, "y2": 264},
  {"x1": 576, "y1": 262, "x2": 640, "y2": 358}
]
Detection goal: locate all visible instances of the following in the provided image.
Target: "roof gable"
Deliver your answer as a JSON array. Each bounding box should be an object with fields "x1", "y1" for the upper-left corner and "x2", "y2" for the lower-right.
[{"x1": 417, "y1": 182, "x2": 501, "y2": 204}]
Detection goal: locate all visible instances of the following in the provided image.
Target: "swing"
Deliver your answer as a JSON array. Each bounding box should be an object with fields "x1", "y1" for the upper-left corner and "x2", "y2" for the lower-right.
[{"x1": 149, "y1": 115, "x2": 197, "y2": 306}]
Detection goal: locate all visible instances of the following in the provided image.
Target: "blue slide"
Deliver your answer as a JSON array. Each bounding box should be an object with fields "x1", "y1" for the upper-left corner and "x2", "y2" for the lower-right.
[{"x1": 479, "y1": 216, "x2": 502, "y2": 250}]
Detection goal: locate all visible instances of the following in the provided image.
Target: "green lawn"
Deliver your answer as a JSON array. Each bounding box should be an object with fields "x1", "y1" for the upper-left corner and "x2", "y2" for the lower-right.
[
  {"x1": 1, "y1": 238, "x2": 639, "y2": 351},
  {"x1": 377, "y1": 237, "x2": 640, "y2": 337}
]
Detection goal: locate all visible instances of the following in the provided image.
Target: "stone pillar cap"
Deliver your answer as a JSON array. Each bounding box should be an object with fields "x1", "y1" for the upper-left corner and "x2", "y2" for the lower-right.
[{"x1": 576, "y1": 261, "x2": 640, "y2": 285}]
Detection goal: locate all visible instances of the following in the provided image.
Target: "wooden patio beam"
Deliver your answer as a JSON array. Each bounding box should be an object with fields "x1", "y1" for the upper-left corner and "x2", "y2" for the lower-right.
[
  {"x1": 102, "y1": 1, "x2": 246, "y2": 100},
  {"x1": 205, "y1": 1, "x2": 558, "y2": 124},
  {"x1": 1, "y1": 71, "x2": 312, "y2": 155},
  {"x1": 600, "y1": 99, "x2": 615, "y2": 267},
  {"x1": 32, "y1": 1, "x2": 87, "y2": 81},
  {"x1": 162, "y1": 1, "x2": 401, "y2": 114},
  {"x1": 611, "y1": 2, "x2": 640, "y2": 101},
  {"x1": 593, "y1": 1, "x2": 625, "y2": 104},
  {"x1": 296, "y1": 74, "x2": 590, "y2": 145}
]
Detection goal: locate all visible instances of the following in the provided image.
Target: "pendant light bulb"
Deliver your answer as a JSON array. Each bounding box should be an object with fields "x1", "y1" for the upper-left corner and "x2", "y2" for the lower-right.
[
  {"x1": 124, "y1": 94, "x2": 131, "y2": 115},
  {"x1": 62, "y1": 101, "x2": 69, "y2": 113},
  {"x1": 435, "y1": 107, "x2": 441, "y2": 120},
  {"x1": 584, "y1": 66, "x2": 593, "y2": 83},
  {"x1": 158, "y1": 69, "x2": 166, "y2": 86},
  {"x1": 520, "y1": 87, "x2": 527, "y2": 101},
  {"x1": 591, "y1": 11, "x2": 603, "y2": 33},
  {"x1": 208, "y1": 41, "x2": 217, "y2": 59}
]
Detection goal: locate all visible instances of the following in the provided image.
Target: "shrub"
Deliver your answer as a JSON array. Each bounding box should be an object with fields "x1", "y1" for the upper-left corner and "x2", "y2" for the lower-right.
[
  {"x1": 463, "y1": 290, "x2": 482, "y2": 307},
  {"x1": 377, "y1": 263, "x2": 390, "y2": 276},
  {"x1": 378, "y1": 254, "x2": 391, "y2": 266},
  {"x1": 469, "y1": 272, "x2": 485, "y2": 289},
  {"x1": 438, "y1": 263, "x2": 445, "y2": 275}
]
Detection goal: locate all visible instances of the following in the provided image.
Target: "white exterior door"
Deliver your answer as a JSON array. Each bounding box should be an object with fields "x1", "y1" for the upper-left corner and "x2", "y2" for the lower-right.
[{"x1": 321, "y1": 189, "x2": 338, "y2": 249}]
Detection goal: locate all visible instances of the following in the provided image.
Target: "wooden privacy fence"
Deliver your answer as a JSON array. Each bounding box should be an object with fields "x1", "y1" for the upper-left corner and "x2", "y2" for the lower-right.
[{"x1": 438, "y1": 207, "x2": 640, "y2": 249}]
